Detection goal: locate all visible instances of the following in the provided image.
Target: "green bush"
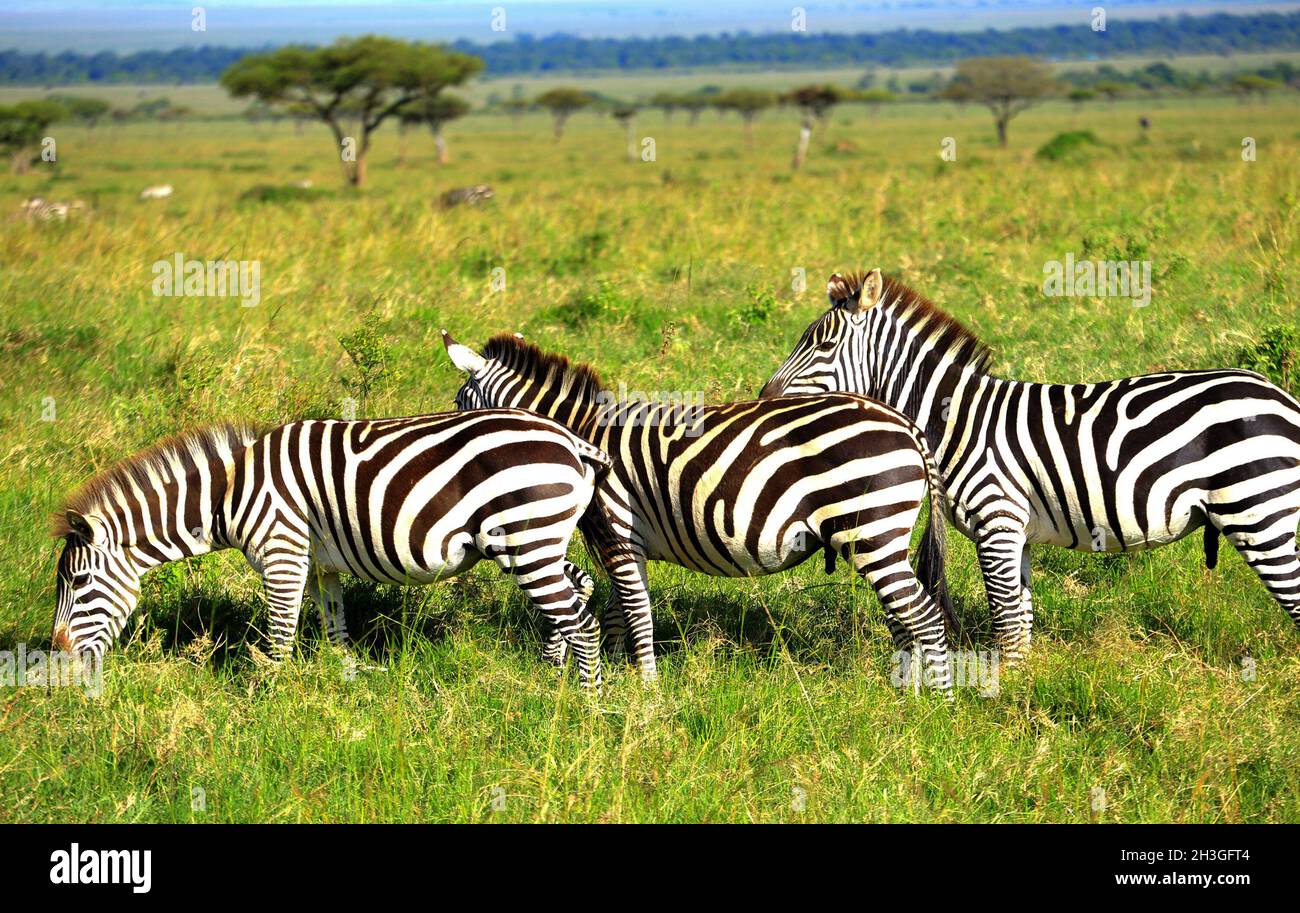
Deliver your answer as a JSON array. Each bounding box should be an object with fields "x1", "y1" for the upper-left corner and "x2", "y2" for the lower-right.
[
  {"x1": 1235, "y1": 325, "x2": 1300, "y2": 394},
  {"x1": 1035, "y1": 130, "x2": 1105, "y2": 162}
]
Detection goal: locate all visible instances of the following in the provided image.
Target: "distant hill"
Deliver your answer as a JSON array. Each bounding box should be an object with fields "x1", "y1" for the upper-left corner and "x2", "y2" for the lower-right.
[{"x1": 1, "y1": 11, "x2": 1298, "y2": 85}]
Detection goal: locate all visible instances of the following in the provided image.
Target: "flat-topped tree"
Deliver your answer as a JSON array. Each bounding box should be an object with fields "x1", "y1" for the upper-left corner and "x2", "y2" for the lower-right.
[
  {"x1": 783, "y1": 83, "x2": 845, "y2": 169},
  {"x1": 400, "y1": 93, "x2": 470, "y2": 164},
  {"x1": 536, "y1": 88, "x2": 591, "y2": 141},
  {"x1": 611, "y1": 104, "x2": 638, "y2": 161},
  {"x1": 941, "y1": 56, "x2": 1055, "y2": 148},
  {"x1": 220, "y1": 36, "x2": 482, "y2": 186},
  {"x1": 714, "y1": 87, "x2": 775, "y2": 147},
  {"x1": 0, "y1": 99, "x2": 65, "y2": 173}
]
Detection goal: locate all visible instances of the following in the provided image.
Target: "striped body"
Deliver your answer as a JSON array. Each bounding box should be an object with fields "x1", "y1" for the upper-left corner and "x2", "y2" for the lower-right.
[
  {"x1": 53, "y1": 410, "x2": 610, "y2": 685},
  {"x1": 22, "y1": 197, "x2": 85, "y2": 221},
  {"x1": 444, "y1": 332, "x2": 956, "y2": 690},
  {"x1": 761, "y1": 269, "x2": 1300, "y2": 661}
]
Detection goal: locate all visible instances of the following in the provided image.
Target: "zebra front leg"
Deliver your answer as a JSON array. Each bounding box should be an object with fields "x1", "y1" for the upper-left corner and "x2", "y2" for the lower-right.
[
  {"x1": 257, "y1": 547, "x2": 312, "y2": 661},
  {"x1": 601, "y1": 588, "x2": 628, "y2": 659},
  {"x1": 305, "y1": 568, "x2": 350, "y2": 647},
  {"x1": 607, "y1": 553, "x2": 655, "y2": 681},
  {"x1": 976, "y1": 530, "x2": 1032, "y2": 667}
]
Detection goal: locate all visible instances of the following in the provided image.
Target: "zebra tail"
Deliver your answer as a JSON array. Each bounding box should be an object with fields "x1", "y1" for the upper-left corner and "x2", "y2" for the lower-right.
[{"x1": 913, "y1": 435, "x2": 962, "y2": 646}]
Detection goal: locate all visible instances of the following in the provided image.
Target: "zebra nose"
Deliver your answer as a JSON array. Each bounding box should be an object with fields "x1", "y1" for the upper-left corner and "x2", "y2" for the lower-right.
[{"x1": 52, "y1": 624, "x2": 73, "y2": 654}]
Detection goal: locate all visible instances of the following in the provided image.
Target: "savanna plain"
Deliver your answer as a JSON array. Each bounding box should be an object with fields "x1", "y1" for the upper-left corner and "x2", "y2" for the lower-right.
[{"x1": 1, "y1": 92, "x2": 1297, "y2": 822}]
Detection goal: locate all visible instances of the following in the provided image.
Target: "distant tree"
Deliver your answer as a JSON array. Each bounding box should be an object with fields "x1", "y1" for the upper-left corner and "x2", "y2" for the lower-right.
[
  {"x1": 220, "y1": 36, "x2": 482, "y2": 186},
  {"x1": 500, "y1": 97, "x2": 529, "y2": 127},
  {"x1": 400, "y1": 93, "x2": 470, "y2": 163},
  {"x1": 0, "y1": 99, "x2": 64, "y2": 173},
  {"x1": 611, "y1": 104, "x2": 638, "y2": 161},
  {"x1": 1068, "y1": 87, "x2": 1096, "y2": 110},
  {"x1": 678, "y1": 91, "x2": 712, "y2": 126},
  {"x1": 1229, "y1": 73, "x2": 1284, "y2": 103},
  {"x1": 47, "y1": 95, "x2": 109, "y2": 128},
  {"x1": 535, "y1": 87, "x2": 591, "y2": 141},
  {"x1": 854, "y1": 87, "x2": 896, "y2": 115},
  {"x1": 941, "y1": 56, "x2": 1055, "y2": 147},
  {"x1": 783, "y1": 84, "x2": 846, "y2": 169},
  {"x1": 714, "y1": 87, "x2": 775, "y2": 147},
  {"x1": 648, "y1": 91, "x2": 681, "y2": 122},
  {"x1": 1093, "y1": 81, "x2": 1127, "y2": 104}
]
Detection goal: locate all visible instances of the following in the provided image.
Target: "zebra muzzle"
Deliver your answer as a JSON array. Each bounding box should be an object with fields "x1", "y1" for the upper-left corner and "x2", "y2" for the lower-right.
[{"x1": 52, "y1": 624, "x2": 73, "y2": 654}]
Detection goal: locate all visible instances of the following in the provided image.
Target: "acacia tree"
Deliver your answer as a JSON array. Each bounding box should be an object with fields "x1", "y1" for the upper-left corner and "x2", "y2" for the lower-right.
[
  {"x1": 648, "y1": 91, "x2": 681, "y2": 123},
  {"x1": 715, "y1": 88, "x2": 775, "y2": 147},
  {"x1": 400, "y1": 93, "x2": 470, "y2": 164},
  {"x1": 678, "y1": 92, "x2": 711, "y2": 126},
  {"x1": 611, "y1": 104, "x2": 638, "y2": 161},
  {"x1": 783, "y1": 84, "x2": 845, "y2": 169},
  {"x1": 0, "y1": 100, "x2": 64, "y2": 173},
  {"x1": 220, "y1": 36, "x2": 482, "y2": 186},
  {"x1": 941, "y1": 56, "x2": 1055, "y2": 148},
  {"x1": 536, "y1": 88, "x2": 591, "y2": 141},
  {"x1": 48, "y1": 95, "x2": 110, "y2": 129}
]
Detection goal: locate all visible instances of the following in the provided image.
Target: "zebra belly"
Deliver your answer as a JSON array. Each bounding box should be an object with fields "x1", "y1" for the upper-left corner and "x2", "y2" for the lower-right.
[
  {"x1": 644, "y1": 521, "x2": 821, "y2": 576},
  {"x1": 310, "y1": 534, "x2": 483, "y2": 584}
]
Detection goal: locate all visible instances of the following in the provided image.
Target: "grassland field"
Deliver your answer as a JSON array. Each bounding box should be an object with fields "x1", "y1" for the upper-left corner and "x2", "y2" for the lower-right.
[{"x1": 0, "y1": 87, "x2": 1297, "y2": 822}]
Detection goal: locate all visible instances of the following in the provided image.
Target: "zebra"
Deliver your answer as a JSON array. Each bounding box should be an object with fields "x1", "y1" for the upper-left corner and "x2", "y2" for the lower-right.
[
  {"x1": 52, "y1": 411, "x2": 613, "y2": 687},
  {"x1": 441, "y1": 330, "x2": 958, "y2": 691},
  {"x1": 760, "y1": 268, "x2": 1300, "y2": 663},
  {"x1": 440, "y1": 185, "x2": 493, "y2": 208},
  {"x1": 21, "y1": 197, "x2": 86, "y2": 221}
]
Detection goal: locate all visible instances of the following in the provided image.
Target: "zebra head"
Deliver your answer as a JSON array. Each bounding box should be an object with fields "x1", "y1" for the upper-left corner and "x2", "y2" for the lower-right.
[
  {"x1": 759, "y1": 268, "x2": 885, "y2": 400},
  {"x1": 53, "y1": 510, "x2": 143, "y2": 659}
]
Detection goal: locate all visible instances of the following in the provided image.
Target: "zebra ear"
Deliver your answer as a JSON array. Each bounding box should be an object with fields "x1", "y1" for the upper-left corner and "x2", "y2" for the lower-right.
[
  {"x1": 64, "y1": 510, "x2": 95, "y2": 542},
  {"x1": 859, "y1": 268, "x2": 884, "y2": 309},
  {"x1": 441, "y1": 329, "x2": 487, "y2": 374},
  {"x1": 828, "y1": 268, "x2": 884, "y2": 313}
]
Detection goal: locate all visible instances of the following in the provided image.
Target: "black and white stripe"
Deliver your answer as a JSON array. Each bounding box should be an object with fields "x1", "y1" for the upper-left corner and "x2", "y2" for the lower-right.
[
  {"x1": 52, "y1": 411, "x2": 612, "y2": 686},
  {"x1": 21, "y1": 197, "x2": 85, "y2": 221},
  {"x1": 443, "y1": 330, "x2": 957, "y2": 691},
  {"x1": 761, "y1": 269, "x2": 1300, "y2": 662}
]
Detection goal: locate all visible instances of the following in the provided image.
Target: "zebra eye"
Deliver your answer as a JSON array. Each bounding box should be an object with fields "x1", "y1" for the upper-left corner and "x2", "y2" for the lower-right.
[
  {"x1": 72, "y1": 574, "x2": 90, "y2": 588},
  {"x1": 816, "y1": 341, "x2": 836, "y2": 352}
]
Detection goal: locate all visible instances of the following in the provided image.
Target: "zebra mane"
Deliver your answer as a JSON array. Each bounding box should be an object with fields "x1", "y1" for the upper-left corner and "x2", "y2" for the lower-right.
[
  {"x1": 838, "y1": 272, "x2": 994, "y2": 375},
  {"x1": 52, "y1": 422, "x2": 263, "y2": 537},
  {"x1": 482, "y1": 334, "x2": 607, "y2": 402}
]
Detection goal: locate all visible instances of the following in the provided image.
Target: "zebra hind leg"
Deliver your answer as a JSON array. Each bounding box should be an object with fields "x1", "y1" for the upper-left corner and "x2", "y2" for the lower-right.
[
  {"x1": 504, "y1": 556, "x2": 603, "y2": 690},
  {"x1": 1218, "y1": 508, "x2": 1300, "y2": 630},
  {"x1": 541, "y1": 561, "x2": 595, "y2": 668},
  {"x1": 838, "y1": 531, "x2": 953, "y2": 694}
]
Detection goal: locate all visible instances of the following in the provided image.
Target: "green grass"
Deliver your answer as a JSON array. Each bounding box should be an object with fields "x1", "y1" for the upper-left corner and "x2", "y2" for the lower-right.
[{"x1": 1, "y1": 91, "x2": 1298, "y2": 822}]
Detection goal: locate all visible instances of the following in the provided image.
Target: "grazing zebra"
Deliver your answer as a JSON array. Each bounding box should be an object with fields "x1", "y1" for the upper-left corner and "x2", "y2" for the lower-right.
[
  {"x1": 52, "y1": 412, "x2": 612, "y2": 686},
  {"x1": 442, "y1": 331, "x2": 957, "y2": 691},
  {"x1": 21, "y1": 197, "x2": 85, "y2": 221},
  {"x1": 761, "y1": 268, "x2": 1300, "y2": 663},
  {"x1": 440, "y1": 185, "x2": 493, "y2": 208},
  {"x1": 139, "y1": 184, "x2": 173, "y2": 200}
]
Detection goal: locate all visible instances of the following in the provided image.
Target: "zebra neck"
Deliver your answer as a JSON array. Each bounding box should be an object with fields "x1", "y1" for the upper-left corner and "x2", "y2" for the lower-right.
[
  {"x1": 881, "y1": 342, "x2": 992, "y2": 460},
  {"x1": 122, "y1": 462, "x2": 237, "y2": 571}
]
